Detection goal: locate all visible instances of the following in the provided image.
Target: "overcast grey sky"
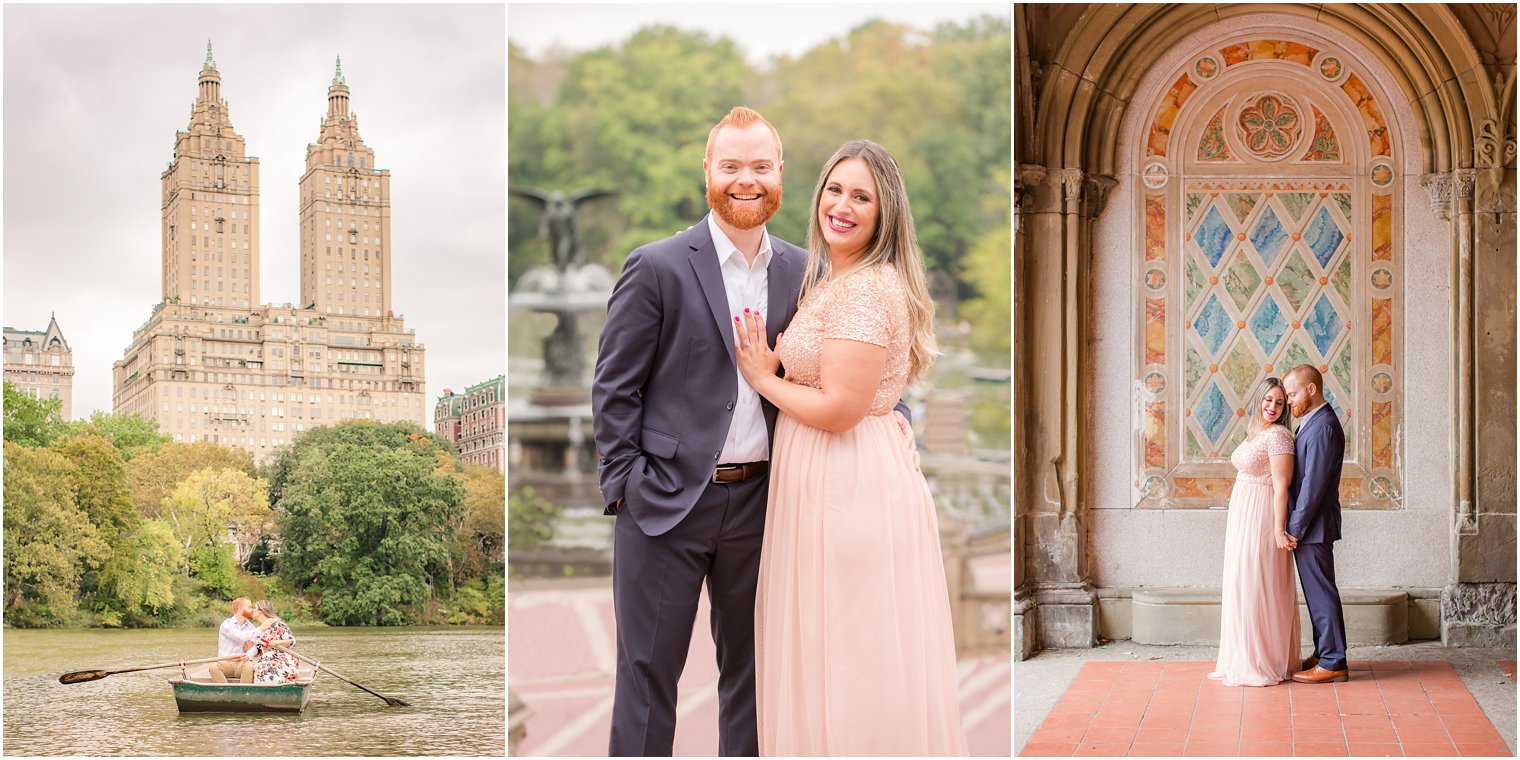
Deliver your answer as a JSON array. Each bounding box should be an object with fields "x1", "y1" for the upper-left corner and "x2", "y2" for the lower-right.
[
  {"x1": 507, "y1": 3, "x2": 1007, "y2": 62},
  {"x1": 3, "y1": 4, "x2": 505, "y2": 427}
]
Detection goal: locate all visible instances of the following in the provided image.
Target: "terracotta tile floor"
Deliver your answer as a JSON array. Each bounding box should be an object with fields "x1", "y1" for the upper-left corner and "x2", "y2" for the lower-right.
[{"x1": 1020, "y1": 660, "x2": 1512, "y2": 757}]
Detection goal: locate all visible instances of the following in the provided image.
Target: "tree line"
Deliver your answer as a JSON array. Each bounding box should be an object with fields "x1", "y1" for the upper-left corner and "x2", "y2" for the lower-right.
[
  {"x1": 2, "y1": 382, "x2": 504, "y2": 628},
  {"x1": 508, "y1": 16, "x2": 1012, "y2": 365}
]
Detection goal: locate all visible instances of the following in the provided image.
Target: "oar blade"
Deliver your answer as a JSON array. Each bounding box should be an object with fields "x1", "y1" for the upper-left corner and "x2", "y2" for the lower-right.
[
  {"x1": 384, "y1": 696, "x2": 411, "y2": 707},
  {"x1": 59, "y1": 670, "x2": 109, "y2": 684}
]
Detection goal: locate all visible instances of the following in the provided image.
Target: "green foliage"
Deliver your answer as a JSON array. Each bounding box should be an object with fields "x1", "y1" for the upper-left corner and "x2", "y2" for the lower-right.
[
  {"x1": 3, "y1": 409, "x2": 497, "y2": 629},
  {"x1": 454, "y1": 464, "x2": 506, "y2": 583},
  {"x1": 508, "y1": 486, "x2": 560, "y2": 550},
  {"x1": 2, "y1": 442, "x2": 107, "y2": 625},
  {"x1": 262, "y1": 419, "x2": 454, "y2": 506},
  {"x1": 161, "y1": 467, "x2": 272, "y2": 571},
  {"x1": 58, "y1": 412, "x2": 169, "y2": 460},
  {"x1": 101, "y1": 519, "x2": 179, "y2": 616},
  {"x1": 190, "y1": 543, "x2": 238, "y2": 599},
  {"x1": 51, "y1": 433, "x2": 139, "y2": 546},
  {"x1": 273, "y1": 422, "x2": 466, "y2": 626},
  {"x1": 507, "y1": 15, "x2": 1010, "y2": 345},
  {"x1": 433, "y1": 574, "x2": 506, "y2": 625},
  {"x1": 960, "y1": 209, "x2": 1013, "y2": 364},
  {"x1": 3, "y1": 381, "x2": 64, "y2": 447},
  {"x1": 128, "y1": 441, "x2": 256, "y2": 520}
]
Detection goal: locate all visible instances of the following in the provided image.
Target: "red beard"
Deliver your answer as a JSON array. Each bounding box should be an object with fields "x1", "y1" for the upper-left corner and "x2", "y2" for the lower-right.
[
  {"x1": 1292, "y1": 396, "x2": 1313, "y2": 418},
  {"x1": 708, "y1": 182, "x2": 782, "y2": 230}
]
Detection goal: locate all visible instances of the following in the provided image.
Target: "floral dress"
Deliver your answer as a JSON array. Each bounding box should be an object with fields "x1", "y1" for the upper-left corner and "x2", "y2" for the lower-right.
[{"x1": 251, "y1": 619, "x2": 300, "y2": 683}]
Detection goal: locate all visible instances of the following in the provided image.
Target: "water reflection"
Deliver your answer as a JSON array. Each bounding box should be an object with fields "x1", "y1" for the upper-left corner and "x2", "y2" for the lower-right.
[{"x1": 5, "y1": 627, "x2": 504, "y2": 756}]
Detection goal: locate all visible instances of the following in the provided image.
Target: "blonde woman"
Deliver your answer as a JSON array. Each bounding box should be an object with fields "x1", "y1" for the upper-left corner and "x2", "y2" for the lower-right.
[
  {"x1": 735, "y1": 140, "x2": 966, "y2": 755},
  {"x1": 1208, "y1": 377, "x2": 1302, "y2": 686}
]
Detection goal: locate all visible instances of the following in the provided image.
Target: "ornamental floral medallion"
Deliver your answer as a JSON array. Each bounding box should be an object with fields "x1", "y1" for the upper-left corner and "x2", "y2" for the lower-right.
[{"x1": 1236, "y1": 94, "x2": 1302, "y2": 160}]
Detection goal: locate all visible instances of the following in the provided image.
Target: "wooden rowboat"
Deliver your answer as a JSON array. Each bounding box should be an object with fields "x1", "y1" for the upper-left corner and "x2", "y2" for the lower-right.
[{"x1": 166, "y1": 662, "x2": 318, "y2": 713}]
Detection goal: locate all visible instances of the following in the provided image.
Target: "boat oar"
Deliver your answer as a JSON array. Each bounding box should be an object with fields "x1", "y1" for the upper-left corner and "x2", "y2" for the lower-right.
[
  {"x1": 59, "y1": 654, "x2": 245, "y2": 685},
  {"x1": 271, "y1": 644, "x2": 410, "y2": 707}
]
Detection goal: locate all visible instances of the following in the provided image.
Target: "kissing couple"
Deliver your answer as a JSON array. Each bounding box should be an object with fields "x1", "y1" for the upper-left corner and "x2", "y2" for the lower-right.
[
  {"x1": 1209, "y1": 366, "x2": 1351, "y2": 687},
  {"x1": 592, "y1": 107, "x2": 968, "y2": 756}
]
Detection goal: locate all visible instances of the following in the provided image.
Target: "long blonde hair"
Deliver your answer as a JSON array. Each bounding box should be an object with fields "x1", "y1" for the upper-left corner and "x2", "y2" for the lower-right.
[
  {"x1": 801, "y1": 140, "x2": 937, "y2": 382},
  {"x1": 1246, "y1": 376, "x2": 1294, "y2": 439}
]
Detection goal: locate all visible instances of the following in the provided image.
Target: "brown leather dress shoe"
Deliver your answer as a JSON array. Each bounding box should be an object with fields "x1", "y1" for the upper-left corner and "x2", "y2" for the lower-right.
[
  {"x1": 1302, "y1": 656, "x2": 1320, "y2": 671},
  {"x1": 1291, "y1": 665, "x2": 1349, "y2": 684}
]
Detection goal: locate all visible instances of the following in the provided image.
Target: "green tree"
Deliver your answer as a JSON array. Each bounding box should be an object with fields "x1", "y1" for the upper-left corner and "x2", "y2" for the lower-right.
[
  {"x1": 128, "y1": 441, "x2": 256, "y2": 520},
  {"x1": 101, "y1": 519, "x2": 180, "y2": 617},
  {"x1": 59, "y1": 412, "x2": 169, "y2": 460},
  {"x1": 2, "y1": 442, "x2": 107, "y2": 624},
  {"x1": 273, "y1": 423, "x2": 465, "y2": 626},
  {"x1": 161, "y1": 467, "x2": 273, "y2": 570},
  {"x1": 960, "y1": 188, "x2": 1013, "y2": 364},
  {"x1": 3, "y1": 381, "x2": 63, "y2": 447},
  {"x1": 190, "y1": 543, "x2": 239, "y2": 599},
  {"x1": 453, "y1": 463, "x2": 506, "y2": 583},
  {"x1": 52, "y1": 433, "x2": 139, "y2": 546},
  {"x1": 262, "y1": 420, "x2": 454, "y2": 506}
]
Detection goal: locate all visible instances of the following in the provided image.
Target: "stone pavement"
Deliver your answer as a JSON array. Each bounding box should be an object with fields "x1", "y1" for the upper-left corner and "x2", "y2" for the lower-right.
[
  {"x1": 511, "y1": 577, "x2": 1011, "y2": 756},
  {"x1": 1016, "y1": 642, "x2": 1516, "y2": 757}
]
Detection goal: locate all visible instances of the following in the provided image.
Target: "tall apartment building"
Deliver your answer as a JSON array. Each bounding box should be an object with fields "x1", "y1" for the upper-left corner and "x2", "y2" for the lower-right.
[
  {"x1": 114, "y1": 46, "x2": 425, "y2": 463},
  {"x1": 3, "y1": 314, "x2": 75, "y2": 420},
  {"x1": 435, "y1": 375, "x2": 505, "y2": 472}
]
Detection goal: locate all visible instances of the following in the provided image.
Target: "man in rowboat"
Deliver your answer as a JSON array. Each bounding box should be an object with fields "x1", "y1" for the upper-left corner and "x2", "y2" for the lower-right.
[{"x1": 209, "y1": 597, "x2": 259, "y2": 683}]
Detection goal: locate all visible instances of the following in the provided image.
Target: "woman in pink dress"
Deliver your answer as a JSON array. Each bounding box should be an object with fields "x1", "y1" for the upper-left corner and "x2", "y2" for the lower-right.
[
  {"x1": 735, "y1": 140, "x2": 967, "y2": 756},
  {"x1": 1209, "y1": 377, "x2": 1302, "y2": 686}
]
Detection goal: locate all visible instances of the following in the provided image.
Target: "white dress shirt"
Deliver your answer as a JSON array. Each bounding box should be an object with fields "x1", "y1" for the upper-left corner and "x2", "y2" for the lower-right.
[
  {"x1": 218, "y1": 615, "x2": 258, "y2": 657},
  {"x1": 708, "y1": 213, "x2": 771, "y2": 464}
]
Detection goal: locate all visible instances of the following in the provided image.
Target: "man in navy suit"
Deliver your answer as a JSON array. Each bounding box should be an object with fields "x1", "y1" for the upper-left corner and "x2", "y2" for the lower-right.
[
  {"x1": 1283, "y1": 364, "x2": 1350, "y2": 683},
  {"x1": 592, "y1": 106, "x2": 801, "y2": 756}
]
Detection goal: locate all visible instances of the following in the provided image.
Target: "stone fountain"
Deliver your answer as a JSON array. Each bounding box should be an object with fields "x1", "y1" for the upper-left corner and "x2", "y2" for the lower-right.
[{"x1": 508, "y1": 186, "x2": 616, "y2": 554}]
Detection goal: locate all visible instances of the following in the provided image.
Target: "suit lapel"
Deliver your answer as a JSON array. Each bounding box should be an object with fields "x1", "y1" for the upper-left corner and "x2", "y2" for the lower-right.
[
  {"x1": 766, "y1": 238, "x2": 792, "y2": 346},
  {"x1": 688, "y1": 218, "x2": 736, "y2": 366}
]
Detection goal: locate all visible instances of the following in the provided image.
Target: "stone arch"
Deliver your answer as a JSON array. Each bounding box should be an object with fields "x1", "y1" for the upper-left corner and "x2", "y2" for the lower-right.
[
  {"x1": 1025, "y1": 4, "x2": 1495, "y2": 178},
  {"x1": 1127, "y1": 25, "x2": 1407, "y2": 513},
  {"x1": 1015, "y1": 4, "x2": 1516, "y2": 657}
]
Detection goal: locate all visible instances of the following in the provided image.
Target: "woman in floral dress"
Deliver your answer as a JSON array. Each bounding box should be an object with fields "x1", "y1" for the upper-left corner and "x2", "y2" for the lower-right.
[{"x1": 246, "y1": 599, "x2": 300, "y2": 683}]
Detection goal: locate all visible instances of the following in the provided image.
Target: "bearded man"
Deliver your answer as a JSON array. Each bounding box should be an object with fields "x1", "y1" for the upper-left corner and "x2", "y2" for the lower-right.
[
  {"x1": 592, "y1": 106, "x2": 799, "y2": 756},
  {"x1": 1282, "y1": 364, "x2": 1350, "y2": 684}
]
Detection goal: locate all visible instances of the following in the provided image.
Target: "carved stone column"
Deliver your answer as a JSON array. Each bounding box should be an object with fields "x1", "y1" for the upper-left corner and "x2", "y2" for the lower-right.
[
  {"x1": 1014, "y1": 164, "x2": 1117, "y2": 657},
  {"x1": 1443, "y1": 116, "x2": 1519, "y2": 646}
]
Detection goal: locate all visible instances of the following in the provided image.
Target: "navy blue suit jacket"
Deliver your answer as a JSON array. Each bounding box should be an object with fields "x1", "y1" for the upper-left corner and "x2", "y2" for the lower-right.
[
  {"x1": 591, "y1": 217, "x2": 806, "y2": 537},
  {"x1": 1286, "y1": 403, "x2": 1345, "y2": 544}
]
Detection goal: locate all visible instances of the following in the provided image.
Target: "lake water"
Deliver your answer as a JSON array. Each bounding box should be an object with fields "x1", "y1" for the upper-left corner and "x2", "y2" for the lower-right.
[{"x1": 4, "y1": 626, "x2": 504, "y2": 756}]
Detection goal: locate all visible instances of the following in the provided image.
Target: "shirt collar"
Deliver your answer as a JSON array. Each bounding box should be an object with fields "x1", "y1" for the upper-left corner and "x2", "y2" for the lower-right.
[
  {"x1": 1302, "y1": 400, "x2": 1331, "y2": 424},
  {"x1": 707, "y1": 213, "x2": 772, "y2": 269}
]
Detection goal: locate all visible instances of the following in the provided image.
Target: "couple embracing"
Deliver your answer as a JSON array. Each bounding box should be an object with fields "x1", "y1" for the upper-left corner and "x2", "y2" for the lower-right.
[
  {"x1": 592, "y1": 107, "x2": 967, "y2": 756},
  {"x1": 1210, "y1": 365, "x2": 1350, "y2": 687}
]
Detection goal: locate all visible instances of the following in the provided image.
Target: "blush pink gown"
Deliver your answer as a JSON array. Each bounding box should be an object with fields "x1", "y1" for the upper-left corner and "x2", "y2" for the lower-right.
[
  {"x1": 755, "y1": 264, "x2": 967, "y2": 756},
  {"x1": 1209, "y1": 424, "x2": 1302, "y2": 686}
]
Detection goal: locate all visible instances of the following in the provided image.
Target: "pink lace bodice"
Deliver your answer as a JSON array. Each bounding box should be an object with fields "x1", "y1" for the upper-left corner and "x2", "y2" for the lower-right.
[
  {"x1": 776, "y1": 264, "x2": 910, "y2": 416},
  {"x1": 1229, "y1": 424, "x2": 1295, "y2": 485}
]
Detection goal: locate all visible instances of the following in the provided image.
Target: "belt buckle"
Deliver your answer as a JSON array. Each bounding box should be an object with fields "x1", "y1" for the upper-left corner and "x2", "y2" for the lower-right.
[{"x1": 712, "y1": 464, "x2": 742, "y2": 484}]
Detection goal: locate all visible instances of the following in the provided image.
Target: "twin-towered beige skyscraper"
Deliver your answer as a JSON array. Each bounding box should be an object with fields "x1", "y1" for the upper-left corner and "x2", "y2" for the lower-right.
[{"x1": 113, "y1": 44, "x2": 426, "y2": 463}]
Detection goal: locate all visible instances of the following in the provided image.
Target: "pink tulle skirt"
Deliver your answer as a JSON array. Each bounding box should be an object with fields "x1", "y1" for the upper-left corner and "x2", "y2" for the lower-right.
[
  {"x1": 1209, "y1": 479, "x2": 1301, "y2": 687},
  {"x1": 756, "y1": 411, "x2": 968, "y2": 756}
]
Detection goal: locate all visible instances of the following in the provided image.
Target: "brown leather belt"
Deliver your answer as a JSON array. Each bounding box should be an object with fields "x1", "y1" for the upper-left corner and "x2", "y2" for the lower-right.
[{"x1": 711, "y1": 461, "x2": 768, "y2": 484}]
